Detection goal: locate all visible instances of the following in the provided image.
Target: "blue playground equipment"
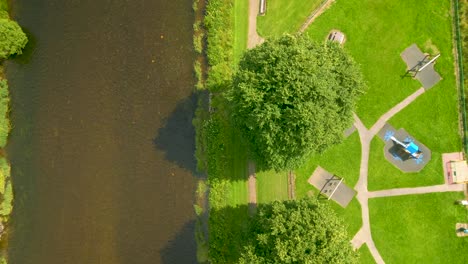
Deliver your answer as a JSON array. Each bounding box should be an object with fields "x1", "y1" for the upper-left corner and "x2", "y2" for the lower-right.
[{"x1": 390, "y1": 136, "x2": 422, "y2": 159}]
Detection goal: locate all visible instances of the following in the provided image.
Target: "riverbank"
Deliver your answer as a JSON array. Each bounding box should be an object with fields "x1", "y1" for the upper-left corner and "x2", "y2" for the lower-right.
[{"x1": 0, "y1": 1, "x2": 17, "y2": 263}]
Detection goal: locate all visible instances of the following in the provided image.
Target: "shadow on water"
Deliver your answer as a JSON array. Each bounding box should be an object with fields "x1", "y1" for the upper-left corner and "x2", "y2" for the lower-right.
[
  {"x1": 154, "y1": 92, "x2": 199, "y2": 175},
  {"x1": 160, "y1": 220, "x2": 198, "y2": 264},
  {"x1": 9, "y1": 28, "x2": 36, "y2": 64}
]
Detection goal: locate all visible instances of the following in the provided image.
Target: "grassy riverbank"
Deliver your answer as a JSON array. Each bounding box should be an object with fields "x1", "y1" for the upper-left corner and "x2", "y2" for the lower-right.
[{"x1": 0, "y1": 1, "x2": 23, "y2": 263}]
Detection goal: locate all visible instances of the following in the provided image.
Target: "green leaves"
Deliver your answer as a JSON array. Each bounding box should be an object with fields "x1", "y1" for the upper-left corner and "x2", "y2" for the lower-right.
[
  {"x1": 238, "y1": 198, "x2": 358, "y2": 264},
  {"x1": 229, "y1": 34, "x2": 366, "y2": 171},
  {"x1": 0, "y1": 18, "x2": 28, "y2": 59}
]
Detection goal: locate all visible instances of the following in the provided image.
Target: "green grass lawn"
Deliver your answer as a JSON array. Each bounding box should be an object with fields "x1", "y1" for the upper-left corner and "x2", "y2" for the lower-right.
[
  {"x1": 295, "y1": 132, "x2": 362, "y2": 198},
  {"x1": 369, "y1": 192, "x2": 468, "y2": 263},
  {"x1": 257, "y1": 0, "x2": 323, "y2": 38},
  {"x1": 293, "y1": 132, "x2": 362, "y2": 236},
  {"x1": 368, "y1": 137, "x2": 444, "y2": 191},
  {"x1": 233, "y1": 0, "x2": 249, "y2": 64},
  {"x1": 256, "y1": 169, "x2": 288, "y2": 204},
  {"x1": 305, "y1": 0, "x2": 457, "y2": 129},
  {"x1": 358, "y1": 243, "x2": 376, "y2": 264}
]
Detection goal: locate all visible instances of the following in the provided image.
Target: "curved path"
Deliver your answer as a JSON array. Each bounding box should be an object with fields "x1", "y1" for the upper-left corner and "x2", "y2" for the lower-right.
[
  {"x1": 351, "y1": 87, "x2": 466, "y2": 264},
  {"x1": 248, "y1": 0, "x2": 265, "y2": 48},
  {"x1": 244, "y1": 5, "x2": 465, "y2": 263}
]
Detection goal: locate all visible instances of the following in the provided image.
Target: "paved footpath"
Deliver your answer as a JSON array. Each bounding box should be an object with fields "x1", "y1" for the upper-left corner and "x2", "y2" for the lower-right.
[
  {"x1": 351, "y1": 88, "x2": 435, "y2": 264},
  {"x1": 244, "y1": 4, "x2": 464, "y2": 263}
]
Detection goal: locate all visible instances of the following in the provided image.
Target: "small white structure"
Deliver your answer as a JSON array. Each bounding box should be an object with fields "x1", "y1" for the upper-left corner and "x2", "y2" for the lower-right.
[
  {"x1": 449, "y1": 160, "x2": 468, "y2": 184},
  {"x1": 259, "y1": 0, "x2": 266, "y2": 15},
  {"x1": 328, "y1": 30, "x2": 345, "y2": 45}
]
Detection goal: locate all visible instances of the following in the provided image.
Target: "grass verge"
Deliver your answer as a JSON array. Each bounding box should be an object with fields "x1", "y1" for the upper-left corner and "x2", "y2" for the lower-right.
[
  {"x1": 369, "y1": 192, "x2": 468, "y2": 263},
  {"x1": 256, "y1": 169, "x2": 288, "y2": 204}
]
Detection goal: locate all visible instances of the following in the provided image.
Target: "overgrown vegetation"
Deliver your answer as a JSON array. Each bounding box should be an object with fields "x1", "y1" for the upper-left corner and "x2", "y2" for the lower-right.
[
  {"x1": 204, "y1": 0, "x2": 234, "y2": 91},
  {"x1": 229, "y1": 34, "x2": 366, "y2": 171},
  {"x1": 238, "y1": 197, "x2": 358, "y2": 263},
  {"x1": 0, "y1": 2, "x2": 27, "y2": 263},
  {"x1": 0, "y1": 18, "x2": 27, "y2": 60}
]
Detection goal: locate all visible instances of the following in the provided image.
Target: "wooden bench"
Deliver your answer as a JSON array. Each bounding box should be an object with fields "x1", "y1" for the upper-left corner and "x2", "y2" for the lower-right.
[{"x1": 259, "y1": 0, "x2": 266, "y2": 15}]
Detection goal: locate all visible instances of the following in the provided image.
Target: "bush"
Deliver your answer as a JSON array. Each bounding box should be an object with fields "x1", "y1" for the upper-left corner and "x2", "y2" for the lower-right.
[
  {"x1": 204, "y1": 0, "x2": 234, "y2": 91},
  {"x1": 0, "y1": 80, "x2": 10, "y2": 148},
  {"x1": 0, "y1": 179, "x2": 13, "y2": 216},
  {"x1": 0, "y1": 157, "x2": 9, "y2": 195},
  {"x1": 0, "y1": 18, "x2": 28, "y2": 59}
]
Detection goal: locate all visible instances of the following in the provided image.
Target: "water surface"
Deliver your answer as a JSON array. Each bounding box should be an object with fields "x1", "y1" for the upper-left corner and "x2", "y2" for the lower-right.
[{"x1": 6, "y1": 0, "x2": 197, "y2": 263}]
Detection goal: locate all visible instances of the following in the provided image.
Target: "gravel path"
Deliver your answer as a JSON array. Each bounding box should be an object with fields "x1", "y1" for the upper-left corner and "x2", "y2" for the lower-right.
[{"x1": 247, "y1": 0, "x2": 264, "y2": 48}]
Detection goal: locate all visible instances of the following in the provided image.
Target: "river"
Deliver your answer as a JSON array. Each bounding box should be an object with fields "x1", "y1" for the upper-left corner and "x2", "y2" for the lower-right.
[{"x1": 5, "y1": 0, "x2": 197, "y2": 263}]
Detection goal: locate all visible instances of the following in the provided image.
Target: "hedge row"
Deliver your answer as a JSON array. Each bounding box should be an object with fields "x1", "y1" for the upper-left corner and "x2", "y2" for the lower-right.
[{"x1": 204, "y1": 0, "x2": 234, "y2": 91}]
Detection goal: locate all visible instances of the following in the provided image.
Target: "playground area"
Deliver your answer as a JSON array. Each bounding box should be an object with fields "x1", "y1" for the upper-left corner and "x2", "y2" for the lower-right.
[
  {"x1": 247, "y1": 0, "x2": 466, "y2": 263},
  {"x1": 377, "y1": 123, "x2": 432, "y2": 172}
]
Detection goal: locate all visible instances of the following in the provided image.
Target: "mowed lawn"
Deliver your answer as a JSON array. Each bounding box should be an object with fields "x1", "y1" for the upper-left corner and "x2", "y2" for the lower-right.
[
  {"x1": 369, "y1": 192, "x2": 468, "y2": 263},
  {"x1": 257, "y1": 0, "x2": 323, "y2": 38},
  {"x1": 295, "y1": 132, "x2": 362, "y2": 198},
  {"x1": 358, "y1": 244, "x2": 376, "y2": 264},
  {"x1": 256, "y1": 169, "x2": 288, "y2": 204},
  {"x1": 305, "y1": 0, "x2": 457, "y2": 131},
  {"x1": 294, "y1": 132, "x2": 363, "y2": 237}
]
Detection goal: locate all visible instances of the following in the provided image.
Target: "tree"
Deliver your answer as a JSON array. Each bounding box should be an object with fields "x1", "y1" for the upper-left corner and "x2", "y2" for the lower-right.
[
  {"x1": 0, "y1": 18, "x2": 28, "y2": 59},
  {"x1": 238, "y1": 198, "x2": 358, "y2": 264},
  {"x1": 228, "y1": 34, "x2": 366, "y2": 170}
]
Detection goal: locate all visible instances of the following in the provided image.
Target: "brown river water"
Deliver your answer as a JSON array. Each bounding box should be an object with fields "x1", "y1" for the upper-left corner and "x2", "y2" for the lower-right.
[{"x1": 5, "y1": 0, "x2": 198, "y2": 263}]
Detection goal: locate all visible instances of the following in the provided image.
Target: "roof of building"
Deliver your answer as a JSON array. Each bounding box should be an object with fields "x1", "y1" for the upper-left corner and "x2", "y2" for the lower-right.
[{"x1": 450, "y1": 160, "x2": 468, "y2": 184}]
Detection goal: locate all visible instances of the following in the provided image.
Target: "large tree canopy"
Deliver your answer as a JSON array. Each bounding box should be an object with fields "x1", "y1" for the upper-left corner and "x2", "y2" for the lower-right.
[
  {"x1": 229, "y1": 34, "x2": 366, "y2": 170},
  {"x1": 0, "y1": 18, "x2": 28, "y2": 59},
  {"x1": 238, "y1": 198, "x2": 358, "y2": 264}
]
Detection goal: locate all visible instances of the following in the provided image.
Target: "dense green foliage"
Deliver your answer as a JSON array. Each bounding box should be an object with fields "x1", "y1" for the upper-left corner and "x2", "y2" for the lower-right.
[
  {"x1": 0, "y1": 80, "x2": 9, "y2": 148},
  {"x1": 204, "y1": 0, "x2": 234, "y2": 91},
  {"x1": 229, "y1": 34, "x2": 366, "y2": 170},
  {"x1": 238, "y1": 198, "x2": 358, "y2": 263},
  {"x1": 0, "y1": 157, "x2": 11, "y2": 217},
  {"x1": 0, "y1": 18, "x2": 28, "y2": 59}
]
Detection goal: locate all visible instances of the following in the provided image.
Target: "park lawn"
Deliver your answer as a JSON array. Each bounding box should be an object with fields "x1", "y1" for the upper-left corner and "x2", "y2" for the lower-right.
[
  {"x1": 294, "y1": 132, "x2": 362, "y2": 237},
  {"x1": 256, "y1": 169, "x2": 288, "y2": 204},
  {"x1": 295, "y1": 132, "x2": 362, "y2": 198},
  {"x1": 233, "y1": 0, "x2": 249, "y2": 64},
  {"x1": 369, "y1": 192, "x2": 468, "y2": 263},
  {"x1": 305, "y1": 0, "x2": 454, "y2": 128},
  {"x1": 257, "y1": 0, "x2": 323, "y2": 38},
  {"x1": 358, "y1": 244, "x2": 376, "y2": 264},
  {"x1": 368, "y1": 138, "x2": 444, "y2": 191},
  {"x1": 330, "y1": 197, "x2": 362, "y2": 238}
]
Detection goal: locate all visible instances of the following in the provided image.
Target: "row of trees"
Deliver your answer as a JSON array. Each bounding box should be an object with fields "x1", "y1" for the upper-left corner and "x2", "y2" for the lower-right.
[{"x1": 206, "y1": 34, "x2": 365, "y2": 263}]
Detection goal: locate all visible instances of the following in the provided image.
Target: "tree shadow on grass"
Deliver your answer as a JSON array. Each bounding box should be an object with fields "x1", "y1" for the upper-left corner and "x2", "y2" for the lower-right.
[{"x1": 154, "y1": 92, "x2": 200, "y2": 176}]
